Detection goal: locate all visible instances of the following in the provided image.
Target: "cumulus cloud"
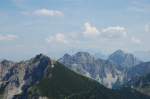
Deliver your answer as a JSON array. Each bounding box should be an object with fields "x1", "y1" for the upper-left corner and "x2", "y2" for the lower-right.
[
  {"x1": 82, "y1": 22, "x2": 127, "y2": 39},
  {"x1": 101, "y1": 26, "x2": 127, "y2": 39},
  {"x1": 0, "y1": 34, "x2": 18, "y2": 41},
  {"x1": 131, "y1": 37, "x2": 141, "y2": 44},
  {"x1": 46, "y1": 33, "x2": 68, "y2": 44},
  {"x1": 22, "y1": 8, "x2": 64, "y2": 17},
  {"x1": 83, "y1": 22, "x2": 99, "y2": 36},
  {"x1": 45, "y1": 23, "x2": 128, "y2": 46},
  {"x1": 145, "y1": 24, "x2": 150, "y2": 32}
]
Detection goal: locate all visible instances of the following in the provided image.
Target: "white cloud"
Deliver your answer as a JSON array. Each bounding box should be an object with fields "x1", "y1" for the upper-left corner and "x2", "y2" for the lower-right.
[
  {"x1": 46, "y1": 33, "x2": 68, "y2": 44},
  {"x1": 82, "y1": 22, "x2": 127, "y2": 39},
  {"x1": 45, "y1": 23, "x2": 128, "y2": 47},
  {"x1": 23, "y1": 8, "x2": 64, "y2": 17},
  {"x1": 101, "y1": 26, "x2": 127, "y2": 39},
  {"x1": 83, "y1": 22, "x2": 99, "y2": 36},
  {"x1": 131, "y1": 37, "x2": 141, "y2": 44},
  {"x1": 0, "y1": 34, "x2": 18, "y2": 41},
  {"x1": 145, "y1": 24, "x2": 150, "y2": 32}
]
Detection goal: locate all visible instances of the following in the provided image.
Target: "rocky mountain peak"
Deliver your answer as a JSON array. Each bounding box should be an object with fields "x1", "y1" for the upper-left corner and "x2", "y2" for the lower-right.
[
  {"x1": 110, "y1": 50, "x2": 125, "y2": 57},
  {"x1": 63, "y1": 53, "x2": 72, "y2": 58},
  {"x1": 31, "y1": 53, "x2": 50, "y2": 63},
  {"x1": 0, "y1": 59, "x2": 14, "y2": 65},
  {"x1": 115, "y1": 49, "x2": 124, "y2": 54},
  {"x1": 34, "y1": 53, "x2": 49, "y2": 60},
  {"x1": 108, "y1": 50, "x2": 142, "y2": 68},
  {"x1": 73, "y1": 52, "x2": 95, "y2": 63}
]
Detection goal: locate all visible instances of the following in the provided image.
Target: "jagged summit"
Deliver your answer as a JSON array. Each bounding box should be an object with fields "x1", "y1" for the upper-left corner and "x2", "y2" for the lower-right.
[
  {"x1": 109, "y1": 50, "x2": 126, "y2": 58},
  {"x1": 62, "y1": 53, "x2": 72, "y2": 58},
  {"x1": 30, "y1": 53, "x2": 51, "y2": 63},
  {"x1": 33, "y1": 53, "x2": 49, "y2": 60},
  {"x1": 59, "y1": 51, "x2": 121, "y2": 88},
  {"x1": 0, "y1": 59, "x2": 14, "y2": 65},
  {"x1": 73, "y1": 52, "x2": 95, "y2": 63},
  {"x1": 115, "y1": 49, "x2": 124, "y2": 53},
  {"x1": 108, "y1": 50, "x2": 142, "y2": 68}
]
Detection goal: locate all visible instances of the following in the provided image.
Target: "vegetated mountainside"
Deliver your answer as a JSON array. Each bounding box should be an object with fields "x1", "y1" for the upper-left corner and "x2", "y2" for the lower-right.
[
  {"x1": 136, "y1": 74, "x2": 150, "y2": 96},
  {"x1": 24, "y1": 62, "x2": 121, "y2": 99},
  {"x1": 14, "y1": 62, "x2": 150, "y2": 99}
]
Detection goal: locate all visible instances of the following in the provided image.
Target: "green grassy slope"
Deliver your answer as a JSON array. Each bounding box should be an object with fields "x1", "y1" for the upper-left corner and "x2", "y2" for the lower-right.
[{"x1": 23, "y1": 62, "x2": 150, "y2": 99}]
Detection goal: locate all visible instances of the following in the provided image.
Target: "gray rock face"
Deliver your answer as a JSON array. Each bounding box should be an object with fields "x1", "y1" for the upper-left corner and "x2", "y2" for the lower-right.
[
  {"x1": 126, "y1": 62, "x2": 150, "y2": 82},
  {"x1": 124, "y1": 63, "x2": 150, "y2": 96},
  {"x1": 0, "y1": 60, "x2": 15, "y2": 81},
  {"x1": 108, "y1": 50, "x2": 142, "y2": 68},
  {"x1": 24, "y1": 54, "x2": 51, "y2": 86},
  {"x1": 0, "y1": 54, "x2": 52, "y2": 99},
  {"x1": 59, "y1": 52, "x2": 123, "y2": 88},
  {"x1": 59, "y1": 50, "x2": 145, "y2": 89}
]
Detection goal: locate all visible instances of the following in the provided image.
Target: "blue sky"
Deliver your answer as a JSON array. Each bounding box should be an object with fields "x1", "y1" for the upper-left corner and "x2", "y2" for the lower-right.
[{"x1": 0, "y1": 0, "x2": 150, "y2": 60}]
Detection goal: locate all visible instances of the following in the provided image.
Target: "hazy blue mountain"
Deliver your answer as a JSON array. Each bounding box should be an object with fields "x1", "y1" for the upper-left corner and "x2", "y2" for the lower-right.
[
  {"x1": 108, "y1": 50, "x2": 142, "y2": 68},
  {"x1": 119, "y1": 62, "x2": 150, "y2": 96},
  {"x1": 125, "y1": 73, "x2": 150, "y2": 96},
  {"x1": 126, "y1": 62, "x2": 150, "y2": 83}
]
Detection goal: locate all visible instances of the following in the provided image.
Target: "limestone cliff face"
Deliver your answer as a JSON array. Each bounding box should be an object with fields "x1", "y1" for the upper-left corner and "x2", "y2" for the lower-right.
[
  {"x1": 0, "y1": 54, "x2": 52, "y2": 99},
  {"x1": 59, "y1": 52, "x2": 123, "y2": 88}
]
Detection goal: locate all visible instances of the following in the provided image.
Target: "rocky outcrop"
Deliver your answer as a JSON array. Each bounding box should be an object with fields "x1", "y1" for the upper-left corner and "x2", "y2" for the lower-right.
[
  {"x1": 59, "y1": 52, "x2": 123, "y2": 88},
  {"x1": 0, "y1": 54, "x2": 52, "y2": 99}
]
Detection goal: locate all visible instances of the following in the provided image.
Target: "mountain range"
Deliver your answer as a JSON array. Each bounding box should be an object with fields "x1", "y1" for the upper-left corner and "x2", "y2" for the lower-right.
[
  {"x1": 59, "y1": 50, "x2": 143, "y2": 88},
  {"x1": 59, "y1": 52, "x2": 122, "y2": 88},
  {"x1": 0, "y1": 50, "x2": 150, "y2": 99}
]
